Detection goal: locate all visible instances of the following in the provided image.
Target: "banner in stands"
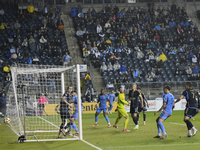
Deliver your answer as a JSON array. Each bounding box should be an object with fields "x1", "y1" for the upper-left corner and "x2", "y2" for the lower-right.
[
  {"x1": 42, "y1": 99, "x2": 187, "y2": 115},
  {"x1": 73, "y1": 65, "x2": 87, "y2": 72}
]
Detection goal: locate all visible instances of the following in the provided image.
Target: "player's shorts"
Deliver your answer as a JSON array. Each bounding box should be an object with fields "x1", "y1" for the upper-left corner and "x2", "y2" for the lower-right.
[
  {"x1": 73, "y1": 110, "x2": 83, "y2": 120},
  {"x1": 159, "y1": 111, "x2": 171, "y2": 121},
  {"x1": 60, "y1": 111, "x2": 72, "y2": 120},
  {"x1": 96, "y1": 107, "x2": 107, "y2": 113},
  {"x1": 130, "y1": 107, "x2": 138, "y2": 114},
  {"x1": 38, "y1": 104, "x2": 44, "y2": 109},
  {"x1": 118, "y1": 108, "x2": 128, "y2": 118},
  {"x1": 184, "y1": 108, "x2": 199, "y2": 118}
]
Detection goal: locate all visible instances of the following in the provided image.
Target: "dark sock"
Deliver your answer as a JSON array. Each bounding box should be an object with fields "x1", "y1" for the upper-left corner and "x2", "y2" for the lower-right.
[
  {"x1": 137, "y1": 113, "x2": 139, "y2": 123},
  {"x1": 184, "y1": 120, "x2": 193, "y2": 130},
  {"x1": 64, "y1": 122, "x2": 73, "y2": 130},
  {"x1": 132, "y1": 116, "x2": 138, "y2": 125},
  {"x1": 143, "y1": 113, "x2": 146, "y2": 122},
  {"x1": 59, "y1": 123, "x2": 65, "y2": 134}
]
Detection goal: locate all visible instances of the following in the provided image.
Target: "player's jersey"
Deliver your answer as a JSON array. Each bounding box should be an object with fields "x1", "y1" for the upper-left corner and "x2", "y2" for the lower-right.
[
  {"x1": 71, "y1": 95, "x2": 83, "y2": 112},
  {"x1": 129, "y1": 90, "x2": 141, "y2": 107},
  {"x1": 163, "y1": 93, "x2": 175, "y2": 115},
  {"x1": 109, "y1": 93, "x2": 115, "y2": 105},
  {"x1": 162, "y1": 92, "x2": 166, "y2": 100},
  {"x1": 182, "y1": 89, "x2": 198, "y2": 108},
  {"x1": 98, "y1": 94, "x2": 109, "y2": 108},
  {"x1": 117, "y1": 93, "x2": 129, "y2": 109},
  {"x1": 60, "y1": 96, "x2": 68, "y2": 112},
  {"x1": 139, "y1": 93, "x2": 146, "y2": 106}
]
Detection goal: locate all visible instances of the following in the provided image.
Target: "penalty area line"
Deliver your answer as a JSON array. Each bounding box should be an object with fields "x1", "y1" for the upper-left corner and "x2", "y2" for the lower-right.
[
  {"x1": 170, "y1": 122, "x2": 185, "y2": 126},
  {"x1": 104, "y1": 143, "x2": 200, "y2": 149},
  {"x1": 82, "y1": 140, "x2": 102, "y2": 150}
]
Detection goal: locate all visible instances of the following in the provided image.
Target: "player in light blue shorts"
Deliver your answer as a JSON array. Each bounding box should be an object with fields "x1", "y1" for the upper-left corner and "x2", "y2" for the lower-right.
[
  {"x1": 93, "y1": 89, "x2": 111, "y2": 127},
  {"x1": 154, "y1": 85, "x2": 175, "y2": 139},
  {"x1": 108, "y1": 90, "x2": 115, "y2": 114}
]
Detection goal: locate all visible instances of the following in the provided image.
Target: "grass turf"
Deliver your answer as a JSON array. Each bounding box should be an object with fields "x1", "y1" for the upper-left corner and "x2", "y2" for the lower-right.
[{"x1": 0, "y1": 111, "x2": 200, "y2": 150}]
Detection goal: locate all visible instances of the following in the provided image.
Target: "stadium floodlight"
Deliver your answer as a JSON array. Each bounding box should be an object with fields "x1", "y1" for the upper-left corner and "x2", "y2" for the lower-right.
[{"x1": 6, "y1": 64, "x2": 82, "y2": 142}]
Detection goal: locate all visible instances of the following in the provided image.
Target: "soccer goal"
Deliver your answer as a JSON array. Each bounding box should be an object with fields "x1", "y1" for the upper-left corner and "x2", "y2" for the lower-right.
[{"x1": 6, "y1": 64, "x2": 82, "y2": 142}]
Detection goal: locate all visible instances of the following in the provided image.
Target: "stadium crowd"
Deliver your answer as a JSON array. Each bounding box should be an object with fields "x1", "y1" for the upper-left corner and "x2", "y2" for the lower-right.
[
  {"x1": 0, "y1": 3, "x2": 71, "y2": 87},
  {"x1": 72, "y1": 4, "x2": 200, "y2": 90}
]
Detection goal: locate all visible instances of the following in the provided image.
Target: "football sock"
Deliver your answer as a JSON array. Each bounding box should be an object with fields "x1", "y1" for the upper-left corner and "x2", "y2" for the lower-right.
[
  {"x1": 157, "y1": 123, "x2": 161, "y2": 134},
  {"x1": 143, "y1": 113, "x2": 146, "y2": 122},
  {"x1": 188, "y1": 130, "x2": 192, "y2": 135},
  {"x1": 184, "y1": 120, "x2": 193, "y2": 130},
  {"x1": 115, "y1": 117, "x2": 121, "y2": 125},
  {"x1": 158, "y1": 121, "x2": 166, "y2": 133},
  {"x1": 124, "y1": 118, "x2": 129, "y2": 129},
  {"x1": 60, "y1": 123, "x2": 64, "y2": 129},
  {"x1": 64, "y1": 122, "x2": 73, "y2": 130},
  {"x1": 105, "y1": 116, "x2": 110, "y2": 124},
  {"x1": 95, "y1": 116, "x2": 98, "y2": 123},
  {"x1": 108, "y1": 105, "x2": 113, "y2": 112},
  {"x1": 132, "y1": 116, "x2": 138, "y2": 125},
  {"x1": 72, "y1": 122, "x2": 78, "y2": 132},
  {"x1": 137, "y1": 113, "x2": 139, "y2": 123}
]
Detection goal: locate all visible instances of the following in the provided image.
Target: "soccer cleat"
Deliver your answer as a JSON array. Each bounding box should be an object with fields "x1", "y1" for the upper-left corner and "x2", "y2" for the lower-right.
[
  {"x1": 123, "y1": 129, "x2": 130, "y2": 132},
  {"x1": 113, "y1": 125, "x2": 118, "y2": 128},
  {"x1": 193, "y1": 128, "x2": 198, "y2": 136},
  {"x1": 154, "y1": 135, "x2": 160, "y2": 138},
  {"x1": 143, "y1": 122, "x2": 146, "y2": 125},
  {"x1": 58, "y1": 134, "x2": 62, "y2": 138},
  {"x1": 108, "y1": 123, "x2": 111, "y2": 127},
  {"x1": 61, "y1": 129, "x2": 66, "y2": 136},
  {"x1": 133, "y1": 126, "x2": 139, "y2": 130},
  {"x1": 74, "y1": 132, "x2": 79, "y2": 136},
  {"x1": 185, "y1": 134, "x2": 192, "y2": 137},
  {"x1": 192, "y1": 117, "x2": 195, "y2": 120},
  {"x1": 160, "y1": 134, "x2": 168, "y2": 139},
  {"x1": 66, "y1": 131, "x2": 71, "y2": 135},
  {"x1": 93, "y1": 123, "x2": 98, "y2": 127}
]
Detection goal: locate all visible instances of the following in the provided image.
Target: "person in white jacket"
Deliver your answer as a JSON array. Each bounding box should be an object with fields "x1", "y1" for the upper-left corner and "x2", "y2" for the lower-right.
[
  {"x1": 97, "y1": 24, "x2": 102, "y2": 33},
  {"x1": 192, "y1": 55, "x2": 197, "y2": 63},
  {"x1": 39, "y1": 36, "x2": 47, "y2": 43}
]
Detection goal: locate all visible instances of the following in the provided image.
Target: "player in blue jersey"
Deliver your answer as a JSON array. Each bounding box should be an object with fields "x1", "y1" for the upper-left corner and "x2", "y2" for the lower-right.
[
  {"x1": 67, "y1": 91, "x2": 83, "y2": 136},
  {"x1": 93, "y1": 89, "x2": 111, "y2": 127},
  {"x1": 154, "y1": 85, "x2": 175, "y2": 139},
  {"x1": 175, "y1": 82, "x2": 199, "y2": 137},
  {"x1": 137, "y1": 88, "x2": 149, "y2": 125},
  {"x1": 108, "y1": 90, "x2": 115, "y2": 114}
]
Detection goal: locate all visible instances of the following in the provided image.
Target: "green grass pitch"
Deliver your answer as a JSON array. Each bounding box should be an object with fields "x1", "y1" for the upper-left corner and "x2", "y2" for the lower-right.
[{"x1": 0, "y1": 111, "x2": 200, "y2": 150}]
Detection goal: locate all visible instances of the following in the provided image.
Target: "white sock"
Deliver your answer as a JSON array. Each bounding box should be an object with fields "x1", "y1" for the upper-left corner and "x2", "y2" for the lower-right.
[
  {"x1": 188, "y1": 130, "x2": 192, "y2": 135},
  {"x1": 108, "y1": 123, "x2": 110, "y2": 124},
  {"x1": 192, "y1": 127, "x2": 196, "y2": 130},
  {"x1": 158, "y1": 133, "x2": 161, "y2": 136},
  {"x1": 163, "y1": 132, "x2": 167, "y2": 135},
  {"x1": 136, "y1": 125, "x2": 138, "y2": 127}
]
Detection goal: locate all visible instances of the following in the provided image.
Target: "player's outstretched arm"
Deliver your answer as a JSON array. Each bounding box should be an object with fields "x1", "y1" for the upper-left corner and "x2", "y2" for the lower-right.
[
  {"x1": 154, "y1": 102, "x2": 166, "y2": 115},
  {"x1": 175, "y1": 95, "x2": 183, "y2": 103},
  {"x1": 145, "y1": 99, "x2": 149, "y2": 107}
]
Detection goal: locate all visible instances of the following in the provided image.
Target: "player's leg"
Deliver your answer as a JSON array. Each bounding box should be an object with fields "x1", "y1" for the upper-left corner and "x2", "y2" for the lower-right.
[
  {"x1": 59, "y1": 112, "x2": 66, "y2": 137},
  {"x1": 103, "y1": 109, "x2": 111, "y2": 127},
  {"x1": 42, "y1": 105, "x2": 48, "y2": 116},
  {"x1": 114, "y1": 110, "x2": 121, "y2": 128},
  {"x1": 184, "y1": 108, "x2": 198, "y2": 137},
  {"x1": 93, "y1": 108, "x2": 101, "y2": 126},
  {"x1": 143, "y1": 111, "x2": 146, "y2": 125},
  {"x1": 108, "y1": 105, "x2": 113, "y2": 114},
  {"x1": 69, "y1": 113, "x2": 79, "y2": 135},
  {"x1": 131, "y1": 107, "x2": 139, "y2": 129},
  {"x1": 137, "y1": 112, "x2": 140, "y2": 124},
  {"x1": 158, "y1": 112, "x2": 169, "y2": 139},
  {"x1": 154, "y1": 117, "x2": 161, "y2": 138}
]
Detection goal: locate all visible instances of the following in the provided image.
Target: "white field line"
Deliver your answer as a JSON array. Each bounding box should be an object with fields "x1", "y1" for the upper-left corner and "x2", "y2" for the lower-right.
[
  {"x1": 170, "y1": 122, "x2": 186, "y2": 126},
  {"x1": 82, "y1": 140, "x2": 102, "y2": 150},
  {"x1": 104, "y1": 143, "x2": 200, "y2": 149}
]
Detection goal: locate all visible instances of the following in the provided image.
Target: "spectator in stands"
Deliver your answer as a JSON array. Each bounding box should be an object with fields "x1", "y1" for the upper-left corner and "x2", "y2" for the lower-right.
[
  {"x1": 85, "y1": 85, "x2": 94, "y2": 102},
  {"x1": 174, "y1": 67, "x2": 180, "y2": 76},
  {"x1": 192, "y1": 66, "x2": 199, "y2": 75},
  {"x1": 137, "y1": 50, "x2": 144, "y2": 59},
  {"x1": 188, "y1": 51, "x2": 193, "y2": 60},
  {"x1": 27, "y1": 4, "x2": 34, "y2": 13},
  {"x1": 113, "y1": 61, "x2": 120, "y2": 71},
  {"x1": 11, "y1": 52, "x2": 17, "y2": 59},
  {"x1": 158, "y1": 53, "x2": 167, "y2": 61},
  {"x1": 97, "y1": 24, "x2": 102, "y2": 33},
  {"x1": 10, "y1": 46, "x2": 16, "y2": 54},
  {"x1": 63, "y1": 52, "x2": 72, "y2": 66},
  {"x1": 6, "y1": 73, "x2": 11, "y2": 81},
  {"x1": 145, "y1": 72, "x2": 153, "y2": 82},
  {"x1": 177, "y1": 25, "x2": 183, "y2": 34},
  {"x1": 178, "y1": 63, "x2": 186, "y2": 71},
  {"x1": 0, "y1": 23, "x2": 5, "y2": 29},
  {"x1": 0, "y1": 8, "x2": 4, "y2": 15},
  {"x1": 156, "y1": 68, "x2": 161, "y2": 77},
  {"x1": 39, "y1": 36, "x2": 47, "y2": 44},
  {"x1": 22, "y1": 38, "x2": 28, "y2": 47},
  {"x1": 169, "y1": 19, "x2": 176, "y2": 27},
  {"x1": 186, "y1": 66, "x2": 192, "y2": 75},
  {"x1": 29, "y1": 36, "x2": 36, "y2": 51},
  {"x1": 14, "y1": 20, "x2": 21, "y2": 30},
  {"x1": 100, "y1": 62, "x2": 107, "y2": 72},
  {"x1": 107, "y1": 62, "x2": 113, "y2": 71},
  {"x1": 76, "y1": 28, "x2": 84, "y2": 36},
  {"x1": 8, "y1": 36, "x2": 13, "y2": 43},
  {"x1": 154, "y1": 33, "x2": 160, "y2": 40},
  {"x1": 171, "y1": 2, "x2": 177, "y2": 13},
  {"x1": 119, "y1": 64, "x2": 127, "y2": 74},
  {"x1": 180, "y1": 56, "x2": 186, "y2": 65},
  {"x1": 155, "y1": 24, "x2": 161, "y2": 31},
  {"x1": 192, "y1": 55, "x2": 197, "y2": 63},
  {"x1": 133, "y1": 68, "x2": 139, "y2": 77}
]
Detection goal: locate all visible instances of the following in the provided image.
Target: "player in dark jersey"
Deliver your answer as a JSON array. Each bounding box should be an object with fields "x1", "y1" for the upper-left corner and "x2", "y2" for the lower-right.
[
  {"x1": 128, "y1": 83, "x2": 143, "y2": 130},
  {"x1": 58, "y1": 86, "x2": 74, "y2": 138},
  {"x1": 137, "y1": 87, "x2": 149, "y2": 125},
  {"x1": 175, "y1": 82, "x2": 199, "y2": 137}
]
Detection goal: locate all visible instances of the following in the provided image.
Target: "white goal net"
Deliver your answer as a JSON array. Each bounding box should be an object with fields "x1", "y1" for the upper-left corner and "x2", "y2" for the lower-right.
[{"x1": 6, "y1": 64, "x2": 82, "y2": 142}]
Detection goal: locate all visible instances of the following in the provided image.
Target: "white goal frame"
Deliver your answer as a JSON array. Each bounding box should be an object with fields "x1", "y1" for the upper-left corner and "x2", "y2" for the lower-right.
[{"x1": 7, "y1": 64, "x2": 82, "y2": 142}]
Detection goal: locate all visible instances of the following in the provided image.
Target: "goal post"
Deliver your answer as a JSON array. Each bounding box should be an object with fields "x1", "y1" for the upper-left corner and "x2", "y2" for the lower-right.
[{"x1": 6, "y1": 64, "x2": 83, "y2": 142}]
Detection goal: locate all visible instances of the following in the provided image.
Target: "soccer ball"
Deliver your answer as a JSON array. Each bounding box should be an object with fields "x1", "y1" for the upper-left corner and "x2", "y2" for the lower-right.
[{"x1": 4, "y1": 118, "x2": 11, "y2": 124}]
